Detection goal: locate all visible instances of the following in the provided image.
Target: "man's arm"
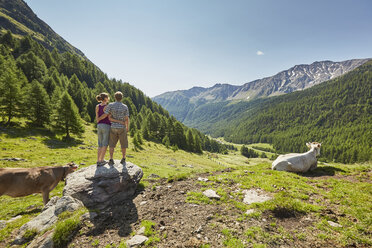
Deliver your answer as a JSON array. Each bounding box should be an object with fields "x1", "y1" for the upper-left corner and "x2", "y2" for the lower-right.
[{"x1": 125, "y1": 116, "x2": 129, "y2": 132}]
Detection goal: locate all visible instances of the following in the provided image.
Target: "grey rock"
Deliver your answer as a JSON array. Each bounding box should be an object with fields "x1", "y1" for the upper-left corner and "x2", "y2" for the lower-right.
[
  {"x1": 197, "y1": 177, "x2": 209, "y2": 182},
  {"x1": 0, "y1": 158, "x2": 27, "y2": 161},
  {"x1": 195, "y1": 226, "x2": 203, "y2": 233},
  {"x1": 137, "y1": 226, "x2": 145, "y2": 235},
  {"x1": 203, "y1": 189, "x2": 220, "y2": 199},
  {"x1": 328, "y1": 221, "x2": 342, "y2": 228},
  {"x1": 12, "y1": 158, "x2": 26, "y2": 161},
  {"x1": 54, "y1": 196, "x2": 82, "y2": 215},
  {"x1": 63, "y1": 160, "x2": 143, "y2": 210},
  {"x1": 0, "y1": 220, "x2": 6, "y2": 230},
  {"x1": 26, "y1": 230, "x2": 53, "y2": 248},
  {"x1": 81, "y1": 212, "x2": 98, "y2": 221},
  {"x1": 42, "y1": 196, "x2": 59, "y2": 211},
  {"x1": 242, "y1": 189, "x2": 271, "y2": 204},
  {"x1": 182, "y1": 164, "x2": 194, "y2": 168},
  {"x1": 7, "y1": 215, "x2": 22, "y2": 223},
  {"x1": 245, "y1": 209, "x2": 255, "y2": 215},
  {"x1": 148, "y1": 173, "x2": 160, "y2": 179},
  {"x1": 126, "y1": 235, "x2": 148, "y2": 247},
  {"x1": 14, "y1": 196, "x2": 82, "y2": 245}
]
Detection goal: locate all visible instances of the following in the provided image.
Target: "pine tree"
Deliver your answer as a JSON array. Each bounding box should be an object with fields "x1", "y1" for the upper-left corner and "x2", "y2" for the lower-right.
[
  {"x1": 136, "y1": 131, "x2": 143, "y2": 145},
  {"x1": 67, "y1": 74, "x2": 89, "y2": 119},
  {"x1": 53, "y1": 92, "x2": 84, "y2": 139},
  {"x1": 142, "y1": 125, "x2": 150, "y2": 140},
  {"x1": 162, "y1": 135, "x2": 171, "y2": 148},
  {"x1": 16, "y1": 51, "x2": 47, "y2": 82},
  {"x1": 0, "y1": 55, "x2": 25, "y2": 125},
  {"x1": 186, "y1": 130, "x2": 195, "y2": 152},
  {"x1": 129, "y1": 122, "x2": 136, "y2": 137},
  {"x1": 0, "y1": 30, "x2": 15, "y2": 48},
  {"x1": 194, "y1": 135, "x2": 203, "y2": 153},
  {"x1": 174, "y1": 122, "x2": 187, "y2": 150},
  {"x1": 26, "y1": 80, "x2": 51, "y2": 127}
]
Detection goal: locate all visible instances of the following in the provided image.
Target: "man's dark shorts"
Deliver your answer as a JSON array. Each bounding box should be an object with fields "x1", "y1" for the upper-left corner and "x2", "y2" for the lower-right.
[{"x1": 109, "y1": 127, "x2": 128, "y2": 149}]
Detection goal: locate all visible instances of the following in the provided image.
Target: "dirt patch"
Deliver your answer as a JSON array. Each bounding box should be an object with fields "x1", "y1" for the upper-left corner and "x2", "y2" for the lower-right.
[{"x1": 66, "y1": 170, "x2": 343, "y2": 248}]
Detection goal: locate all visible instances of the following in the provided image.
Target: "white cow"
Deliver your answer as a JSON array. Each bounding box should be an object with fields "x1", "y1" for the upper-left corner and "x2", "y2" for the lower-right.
[{"x1": 272, "y1": 142, "x2": 321, "y2": 173}]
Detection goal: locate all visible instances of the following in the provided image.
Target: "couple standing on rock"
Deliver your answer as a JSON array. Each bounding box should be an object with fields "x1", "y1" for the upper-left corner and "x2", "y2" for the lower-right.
[{"x1": 95, "y1": 91, "x2": 130, "y2": 166}]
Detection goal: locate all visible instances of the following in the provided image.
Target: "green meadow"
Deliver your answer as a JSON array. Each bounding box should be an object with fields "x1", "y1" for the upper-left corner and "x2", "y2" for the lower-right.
[{"x1": 0, "y1": 122, "x2": 371, "y2": 247}]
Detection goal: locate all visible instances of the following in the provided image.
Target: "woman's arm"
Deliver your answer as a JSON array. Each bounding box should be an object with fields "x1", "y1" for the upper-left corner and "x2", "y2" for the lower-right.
[
  {"x1": 95, "y1": 105, "x2": 99, "y2": 123},
  {"x1": 109, "y1": 115, "x2": 126, "y2": 125},
  {"x1": 97, "y1": 105, "x2": 109, "y2": 122}
]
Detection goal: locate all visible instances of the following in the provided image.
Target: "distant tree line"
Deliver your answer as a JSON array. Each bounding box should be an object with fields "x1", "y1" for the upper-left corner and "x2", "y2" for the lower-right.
[{"x1": 0, "y1": 31, "x2": 231, "y2": 153}]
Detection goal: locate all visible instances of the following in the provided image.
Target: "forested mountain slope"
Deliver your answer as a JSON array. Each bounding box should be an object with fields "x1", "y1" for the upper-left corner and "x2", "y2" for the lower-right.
[
  {"x1": 202, "y1": 61, "x2": 372, "y2": 163},
  {"x1": 154, "y1": 59, "x2": 369, "y2": 122},
  {"x1": 0, "y1": 0, "x2": 85, "y2": 58},
  {"x1": 0, "y1": 1, "x2": 231, "y2": 154}
]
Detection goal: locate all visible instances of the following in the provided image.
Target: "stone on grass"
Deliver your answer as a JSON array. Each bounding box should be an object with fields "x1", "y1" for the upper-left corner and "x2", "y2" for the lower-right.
[
  {"x1": 15, "y1": 160, "x2": 144, "y2": 246},
  {"x1": 0, "y1": 220, "x2": 6, "y2": 230},
  {"x1": 42, "y1": 196, "x2": 59, "y2": 211},
  {"x1": 203, "y1": 189, "x2": 220, "y2": 199},
  {"x1": 14, "y1": 196, "x2": 82, "y2": 245},
  {"x1": 81, "y1": 212, "x2": 98, "y2": 221},
  {"x1": 242, "y1": 189, "x2": 271, "y2": 205},
  {"x1": 63, "y1": 160, "x2": 143, "y2": 210},
  {"x1": 137, "y1": 226, "x2": 145, "y2": 235},
  {"x1": 8, "y1": 215, "x2": 22, "y2": 223},
  {"x1": 197, "y1": 177, "x2": 209, "y2": 182},
  {"x1": 26, "y1": 230, "x2": 53, "y2": 248},
  {"x1": 245, "y1": 209, "x2": 255, "y2": 215},
  {"x1": 328, "y1": 221, "x2": 342, "y2": 228},
  {"x1": 127, "y1": 235, "x2": 148, "y2": 247},
  {"x1": 148, "y1": 173, "x2": 160, "y2": 179}
]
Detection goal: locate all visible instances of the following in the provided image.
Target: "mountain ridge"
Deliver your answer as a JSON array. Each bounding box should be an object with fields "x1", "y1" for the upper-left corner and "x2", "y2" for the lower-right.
[{"x1": 153, "y1": 58, "x2": 370, "y2": 121}]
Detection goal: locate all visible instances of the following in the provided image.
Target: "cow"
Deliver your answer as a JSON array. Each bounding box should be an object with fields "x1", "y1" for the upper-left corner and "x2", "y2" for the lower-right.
[
  {"x1": 0, "y1": 162, "x2": 78, "y2": 205},
  {"x1": 272, "y1": 142, "x2": 321, "y2": 173}
]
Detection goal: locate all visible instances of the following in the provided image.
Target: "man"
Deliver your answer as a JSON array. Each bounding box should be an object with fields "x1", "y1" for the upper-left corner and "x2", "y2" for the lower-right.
[{"x1": 102, "y1": 91, "x2": 130, "y2": 164}]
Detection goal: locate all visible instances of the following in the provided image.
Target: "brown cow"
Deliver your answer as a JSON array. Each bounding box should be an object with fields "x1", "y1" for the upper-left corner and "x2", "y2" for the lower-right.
[{"x1": 0, "y1": 162, "x2": 78, "y2": 205}]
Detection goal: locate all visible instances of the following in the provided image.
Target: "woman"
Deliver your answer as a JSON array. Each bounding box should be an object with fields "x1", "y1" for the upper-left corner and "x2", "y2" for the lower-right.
[{"x1": 95, "y1": 93, "x2": 111, "y2": 166}]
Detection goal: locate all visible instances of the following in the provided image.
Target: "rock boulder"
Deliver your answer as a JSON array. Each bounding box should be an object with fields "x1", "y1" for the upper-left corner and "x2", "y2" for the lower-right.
[{"x1": 63, "y1": 160, "x2": 143, "y2": 210}]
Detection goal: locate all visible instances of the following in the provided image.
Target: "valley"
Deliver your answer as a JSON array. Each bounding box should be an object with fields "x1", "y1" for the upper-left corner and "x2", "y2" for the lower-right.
[
  {"x1": 0, "y1": 0, "x2": 371, "y2": 247},
  {"x1": 1, "y1": 124, "x2": 371, "y2": 247}
]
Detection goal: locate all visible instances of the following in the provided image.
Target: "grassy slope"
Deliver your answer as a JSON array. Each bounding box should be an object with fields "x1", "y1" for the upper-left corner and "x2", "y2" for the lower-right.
[
  {"x1": 0, "y1": 122, "x2": 371, "y2": 247},
  {"x1": 0, "y1": 10, "x2": 44, "y2": 41}
]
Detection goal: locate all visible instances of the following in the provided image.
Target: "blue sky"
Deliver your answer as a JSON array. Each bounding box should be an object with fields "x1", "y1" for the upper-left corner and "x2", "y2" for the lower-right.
[{"x1": 26, "y1": 0, "x2": 372, "y2": 97}]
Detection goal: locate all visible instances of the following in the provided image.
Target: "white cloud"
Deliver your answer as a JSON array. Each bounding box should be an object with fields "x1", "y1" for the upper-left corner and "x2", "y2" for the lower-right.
[{"x1": 256, "y1": 50, "x2": 264, "y2": 56}]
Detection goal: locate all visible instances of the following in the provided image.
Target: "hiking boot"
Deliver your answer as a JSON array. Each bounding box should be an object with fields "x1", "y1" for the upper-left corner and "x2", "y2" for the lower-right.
[{"x1": 120, "y1": 158, "x2": 126, "y2": 164}]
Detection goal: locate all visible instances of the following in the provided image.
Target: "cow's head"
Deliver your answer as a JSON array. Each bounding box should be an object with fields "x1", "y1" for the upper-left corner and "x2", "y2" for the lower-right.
[
  {"x1": 306, "y1": 142, "x2": 321, "y2": 156},
  {"x1": 66, "y1": 162, "x2": 78, "y2": 174}
]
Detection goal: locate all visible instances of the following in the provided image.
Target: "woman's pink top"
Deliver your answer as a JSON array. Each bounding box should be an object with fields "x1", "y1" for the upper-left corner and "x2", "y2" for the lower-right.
[{"x1": 98, "y1": 104, "x2": 111, "y2": 125}]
